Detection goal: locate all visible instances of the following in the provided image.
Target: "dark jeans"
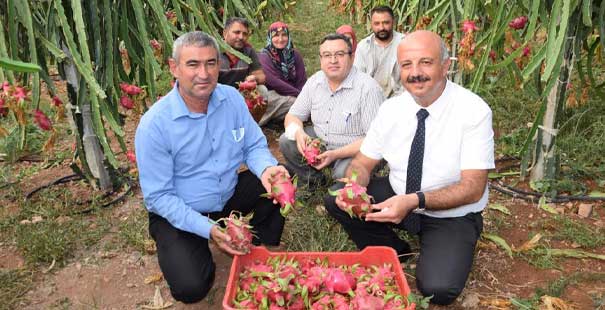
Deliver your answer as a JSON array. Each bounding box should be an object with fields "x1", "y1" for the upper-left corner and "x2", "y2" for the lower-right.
[
  {"x1": 148, "y1": 170, "x2": 284, "y2": 303},
  {"x1": 324, "y1": 176, "x2": 483, "y2": 305}
]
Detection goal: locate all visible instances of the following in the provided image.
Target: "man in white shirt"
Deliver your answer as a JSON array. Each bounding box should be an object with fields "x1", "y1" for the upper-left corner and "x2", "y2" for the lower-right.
[
  {"x1": 280, "y1": 34, "x2": 384, "y2": 184},
  {"x1": 354, "y1": 6, "x2": 404, "y2": 98},
  {"x1": 324, "y1": 30, "x2": 495, "y2": 305}
]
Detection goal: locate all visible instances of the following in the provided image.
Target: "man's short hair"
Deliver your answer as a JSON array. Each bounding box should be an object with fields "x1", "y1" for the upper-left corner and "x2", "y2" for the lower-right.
[
  {"x1": 224, "y1": 17, "x2": 250, "y2": 30},
  {"x1": 320, "y1": 33, "x2": 353, "y2": 54},
  {"x1": 439, "y1": 38, "x2": 450, "y2": 63},
  {"x1": 172, "y1": 31, "x2": 219, "y2": 62},
  {"x1": 370, "y1": 5, "x2": 395, "y2": 20}
]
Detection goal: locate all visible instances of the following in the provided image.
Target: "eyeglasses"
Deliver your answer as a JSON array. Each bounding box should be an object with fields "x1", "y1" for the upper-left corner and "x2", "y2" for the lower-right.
[{"x1": 319, "y1": 51, "x2": 351, "y2": 60}]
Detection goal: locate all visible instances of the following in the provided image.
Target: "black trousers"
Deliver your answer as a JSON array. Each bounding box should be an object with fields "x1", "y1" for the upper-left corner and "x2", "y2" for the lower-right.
[
  {"x1": 324, "y1": 176, "x2": 483, "y2": 305},
  {"x1": 148, "y1": 170, "x2": 285, "y2": 303}
]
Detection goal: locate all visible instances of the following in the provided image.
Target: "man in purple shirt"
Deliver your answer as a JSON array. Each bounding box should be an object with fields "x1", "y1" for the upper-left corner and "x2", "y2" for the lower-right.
[{"x1": 258, "y1": 21, "x2": 307, "y2": 126}]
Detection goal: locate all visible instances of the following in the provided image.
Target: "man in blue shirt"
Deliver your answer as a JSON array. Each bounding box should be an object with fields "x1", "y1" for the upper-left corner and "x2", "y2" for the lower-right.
[{"x1": 135, "y1": 31, "x2": 288, "y2": 304}]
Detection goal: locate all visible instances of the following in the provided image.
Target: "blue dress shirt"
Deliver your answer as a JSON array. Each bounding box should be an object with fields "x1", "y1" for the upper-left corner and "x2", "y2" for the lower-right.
[{"x1": 135, "y1": 83, "x2": 277, "y2": 239}]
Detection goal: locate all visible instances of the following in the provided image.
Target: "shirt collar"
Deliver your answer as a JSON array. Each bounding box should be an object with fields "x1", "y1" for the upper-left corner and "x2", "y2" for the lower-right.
[
  {"x1": 417, "y1": 79, "x2": 451, "y2": 121},
  {"x1": 316, "y1": 66, "x2": 357, "y2": 92},
  {"x1": 169, "y1": 81, "x2": 226, "y2": 120}
]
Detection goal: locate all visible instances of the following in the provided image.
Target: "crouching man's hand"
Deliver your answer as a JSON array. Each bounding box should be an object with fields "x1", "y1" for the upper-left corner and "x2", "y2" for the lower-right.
[
  {"x1": 210, "y1": 224, "x2": 247, "y2": 256},
  {"x1": 364, "y1": 194, "x2": 418, "y2": 224},
  {"x1": 260, "y1": 165, "x2": 290, "y2": 198}
]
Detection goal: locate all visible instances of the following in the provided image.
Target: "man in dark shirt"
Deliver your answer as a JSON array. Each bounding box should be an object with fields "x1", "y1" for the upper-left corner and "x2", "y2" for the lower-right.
[{"x1": 219, "y1": 17, "x2": 266, "y2": 86}]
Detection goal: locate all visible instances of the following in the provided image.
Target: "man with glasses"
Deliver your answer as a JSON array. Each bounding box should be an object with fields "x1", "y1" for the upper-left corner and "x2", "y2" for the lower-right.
[
  {"x1": 280, "y1": 33, "x2": 384, "y2": 184},
  {"x1": 354, "y1": 5, "x2": 405, "y2": 98},
  {"x1": 135, "y1": 31, "x2": 287, "y2": 304}
]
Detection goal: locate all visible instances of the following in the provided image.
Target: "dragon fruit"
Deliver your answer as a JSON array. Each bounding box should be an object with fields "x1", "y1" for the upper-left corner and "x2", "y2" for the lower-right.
[
  {"x1": 33, "y1": 109, "x2": 52, "y2": 131},
  {"x1": 238, "y1": 80, "x2": 265, "y2": 121},
  {"x1": 261, "y1": 170, "x2": 302, "y2": 217},
  {"x1": 302, "y1": 137, "x2": 322, "y2": 166},
  {"x1": 329, "y1": 170, "x2": 374, "y2": 218},
  {"x1": 51, "y1": 95, "x2": 63, "y2": 107},
  {"x1": 508, "y1": 15, "x2": 528, "y2": 30},
  {"x1": 232, "y1": 255, "x2": 422, "y2": 310},
  {"x1": 126, "y1": 151, "x2": 136, "y2": 164},
  {"x1": 120, "y1": 95, "x2": 134, "y2": 109},
  {"x1": 351, "y1": 293, "x2": 386, "y2": 310},
  {"x1": 325, "y1": 267, "x2": 356, "y2": 295},
  {"x1": 239, "y1": 80, "x2": 258, "y2": 91},
  {"x1": 119, "y1": 82, "x2": 142, "y2": 96},
  {"x1": 216, "y1": 211, "x2": 254, "y2": 253},
  {"x1": 461, "y1": 20, "x2": 479, "y2": 34}
]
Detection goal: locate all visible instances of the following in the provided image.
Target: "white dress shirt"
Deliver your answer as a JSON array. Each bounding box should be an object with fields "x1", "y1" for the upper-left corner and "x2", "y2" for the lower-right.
[{"x1": 361, "y1": 80, "x2": 495, "y2": 218}]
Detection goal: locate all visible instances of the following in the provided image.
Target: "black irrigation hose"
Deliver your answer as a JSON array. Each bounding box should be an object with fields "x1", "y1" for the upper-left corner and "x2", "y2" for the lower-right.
[
  {"x1": 24, "y1": 173, "x2": 135, "y2": 213},
  {"x1": 74, "y1": 180, "x2": 133, "y2": 215},
  {"x1": 489, "y1": 180, "x2": 605, "y2": 203},
  {"x1": 490, "y1": 156, "x2": 605, "y2": 203},
  {"x1": 25, "y1": 174, "x2": 82, "y2": 199}
]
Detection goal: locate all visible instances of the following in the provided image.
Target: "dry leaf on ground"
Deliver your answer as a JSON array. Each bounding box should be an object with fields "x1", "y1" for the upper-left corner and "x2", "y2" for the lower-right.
[
  {"x1": 144, "y1": 272, "x2": 163, "y2": 285},
  {"x1": 514, "y1": 233, "x2": 542, "y2": 252},
  {"x1": 540, "y1": 295, "x2": 574, "y2": 310},
  {"x1": 141, "y1": 285, "x2": 173, "y2": 309}
]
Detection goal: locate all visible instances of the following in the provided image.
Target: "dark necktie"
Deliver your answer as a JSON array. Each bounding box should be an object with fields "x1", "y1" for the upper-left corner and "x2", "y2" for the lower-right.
[{"x1": 406, "y1": 108, "x2": 429, "y2": 194}]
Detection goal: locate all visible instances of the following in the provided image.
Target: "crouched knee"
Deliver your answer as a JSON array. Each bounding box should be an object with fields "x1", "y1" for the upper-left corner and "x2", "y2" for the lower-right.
[
  {"x1": 417, "y1": 281, "x2": 462, "y2": 305},
  {"x1": 170, "y1": 270, "x2": 215, "y2": 304}
]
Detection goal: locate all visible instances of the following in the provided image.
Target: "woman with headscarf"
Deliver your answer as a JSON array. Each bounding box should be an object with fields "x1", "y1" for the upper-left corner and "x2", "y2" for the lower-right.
[
  {"x1": 336, "y1": 24, "x2": 358, "y2": 54},
  {"x1": 258, "y1": 21, "x2": 307, "y2": 126}
]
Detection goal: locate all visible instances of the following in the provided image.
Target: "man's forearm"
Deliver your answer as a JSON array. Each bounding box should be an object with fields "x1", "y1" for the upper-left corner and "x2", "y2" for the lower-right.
[
  {"x1": 345, "y1": 158, "x2": 372, "y2": 186},
  {"x1": 424, "y1": 170, "x2": 488, "y2": 211},
  {"x1": 333, "y1": 138, "x2": 363, "y2": 159}
]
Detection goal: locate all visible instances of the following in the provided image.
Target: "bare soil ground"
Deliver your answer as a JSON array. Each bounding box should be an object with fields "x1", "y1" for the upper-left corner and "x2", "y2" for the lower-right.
[{"x1": 3, "y1": 126, "x2": 604, "y2": 309}]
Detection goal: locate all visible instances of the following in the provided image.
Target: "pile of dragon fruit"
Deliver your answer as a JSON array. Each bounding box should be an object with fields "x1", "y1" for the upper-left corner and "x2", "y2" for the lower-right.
[{"x1": 231, "y1": 256, "x2": 415, "y2": 310}]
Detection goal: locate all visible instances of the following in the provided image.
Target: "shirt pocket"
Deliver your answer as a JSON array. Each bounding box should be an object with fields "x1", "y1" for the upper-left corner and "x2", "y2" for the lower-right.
[
  {"x1": 330, "y1": 105, "x2": 363, "y2": 137},
  {"x1": 222, "y1": 126, "x2": 245, "y2": 159}
]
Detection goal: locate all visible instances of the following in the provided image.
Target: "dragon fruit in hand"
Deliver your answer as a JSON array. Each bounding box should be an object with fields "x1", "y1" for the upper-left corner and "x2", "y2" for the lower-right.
[
  {"x1": 329, "y1": 170, "x2": 374, "y2": 218},
  {"x1": 262, "y1": 170, "x2": 301, "y2": 217},
  {"x1": 302, "y1": 137, "x2": 322, "y2": 166},
  {"x1": 216, "y1": 211, "x2": 254, "y2": 253}
]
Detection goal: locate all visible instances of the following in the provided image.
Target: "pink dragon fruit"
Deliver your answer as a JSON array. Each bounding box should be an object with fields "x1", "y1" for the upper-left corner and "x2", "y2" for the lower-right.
[
  {"x1": 262, "y1": 170, "x2": 301, "y2": 217},
  {"x1": 324, "y1": 267, "x2": 356, "y2": 295},
  {"x1": 509, "y1": 16, "x2": 528, "y2": 30},
  {"x1": 119, "y1": 82, "x2": 142, "y2": 96},
  {"x1": 461, "y1": 20, "x2": 479, "y2": 34},
  {"x1": 302, "y1": 137, "x2": 322, "y2": 166},
  {"x1": 329, "y1": 170, "x2": 374, "y2": 218},
  {"x1": 217, "y1": 211, "x2": 254, "y2": 253},
  {"x1": 120, "y1": 95, "x2": 134, "y2": 109},
  {"x1": 33, "y1": 109, "x2": 52, "y2": 131}
]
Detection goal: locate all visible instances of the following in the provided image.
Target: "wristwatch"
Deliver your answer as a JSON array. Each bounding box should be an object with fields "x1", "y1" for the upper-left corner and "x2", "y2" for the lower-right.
[{"x1": 416, "y1": 191, "x2": 426, "y2": 210}]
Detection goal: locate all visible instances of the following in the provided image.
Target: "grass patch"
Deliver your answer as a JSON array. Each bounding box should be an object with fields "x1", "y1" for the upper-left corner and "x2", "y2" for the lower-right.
[
  {"x1": 517, "y1": 245, "x2": 561, "y2": 270},
  {"x1": 282, "y1": 182, "x2": 356, "y2": 252},
  {"x1": 117, "y1": 206, "x2": 150, "y2": 253},
  {"x1": 511, "y1": 272, "x2": 605, "y2": 308},
  {"x1": 0, "y1": 269, "x2": 34, "y2": 310},
  {"x1": 543, "y1": 215, "x2": 605, "y2": 249},
  {"x1": 8, "y1": 185, "x2": 113, "y2": 266}
]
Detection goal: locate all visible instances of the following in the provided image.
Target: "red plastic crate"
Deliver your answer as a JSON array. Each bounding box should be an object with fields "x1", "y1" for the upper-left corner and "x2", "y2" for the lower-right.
[{"x1": 222, "y1": 246, "x2": 411, "y2": 309}]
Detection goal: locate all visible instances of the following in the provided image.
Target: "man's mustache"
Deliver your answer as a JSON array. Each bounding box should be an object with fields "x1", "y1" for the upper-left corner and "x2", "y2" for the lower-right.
[{"x1": 407, "y1": 75, "x2": 431, "y2": 83}]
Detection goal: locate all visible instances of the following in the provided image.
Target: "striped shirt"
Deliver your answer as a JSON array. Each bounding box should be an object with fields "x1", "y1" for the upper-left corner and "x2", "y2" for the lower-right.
[{"x1": 289, "y1": 67, "x2": 384, "y2": 150}]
